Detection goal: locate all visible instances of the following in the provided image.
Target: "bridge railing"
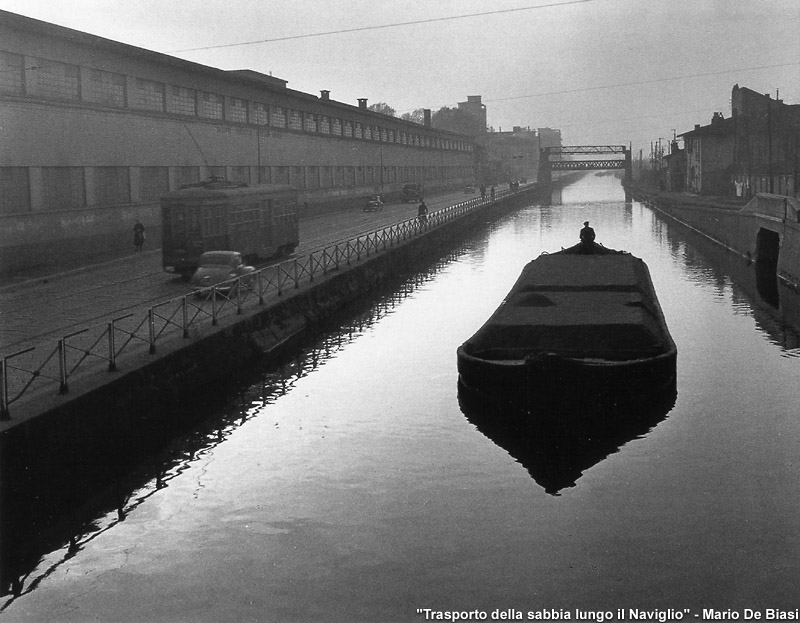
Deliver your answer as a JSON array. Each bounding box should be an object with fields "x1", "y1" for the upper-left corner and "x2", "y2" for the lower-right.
[{"x1": 1, "y1": 188, "x2": 523, "y2": 419}]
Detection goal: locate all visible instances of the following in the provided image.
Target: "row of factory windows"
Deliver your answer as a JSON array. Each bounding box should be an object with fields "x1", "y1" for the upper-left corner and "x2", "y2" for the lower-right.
[
  {"x1": 0, "y1": 50, "x2": 471, "y2": 153},
  {"x1": 0, "y1": 164, "x2": 473, "y2": 214}
]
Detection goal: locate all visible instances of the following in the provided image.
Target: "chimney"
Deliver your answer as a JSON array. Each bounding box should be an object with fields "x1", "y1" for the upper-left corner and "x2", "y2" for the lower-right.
[
  {"x1": 423, "y1": 109, "x2": 431, "y2": 127},
  {"x1": 358, "y1": 98, "x2": 368, "y2": 110},
  {"x1": 320, "y1": 90, "x2": 330, "y2": 101}
]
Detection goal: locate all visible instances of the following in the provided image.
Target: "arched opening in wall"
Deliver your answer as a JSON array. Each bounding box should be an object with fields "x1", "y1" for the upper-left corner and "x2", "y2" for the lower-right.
[{"x1": 755, "y1": 227, "x2": 780, "y2": 308}]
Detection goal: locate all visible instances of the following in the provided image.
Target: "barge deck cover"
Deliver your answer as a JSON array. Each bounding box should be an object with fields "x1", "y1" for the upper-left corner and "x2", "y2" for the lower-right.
[{"x1": 465, "y1": 253, "x2": 670, "y2": 362}]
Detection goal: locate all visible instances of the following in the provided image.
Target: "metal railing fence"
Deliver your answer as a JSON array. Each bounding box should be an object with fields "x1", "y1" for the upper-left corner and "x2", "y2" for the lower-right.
[{"x1": 1, "y1": 189, "x2": 517, "y2": 419}]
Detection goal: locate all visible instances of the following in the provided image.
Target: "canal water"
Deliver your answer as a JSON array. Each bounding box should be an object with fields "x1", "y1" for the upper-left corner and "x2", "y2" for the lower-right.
[{"x1": 4, "y1": 174, "x2": 800, "y2": 622}]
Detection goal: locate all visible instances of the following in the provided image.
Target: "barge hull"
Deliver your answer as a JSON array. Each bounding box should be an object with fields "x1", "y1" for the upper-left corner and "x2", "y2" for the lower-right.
[{"x1": 457, "y1": 252, "x2": 677, "y2": 414}]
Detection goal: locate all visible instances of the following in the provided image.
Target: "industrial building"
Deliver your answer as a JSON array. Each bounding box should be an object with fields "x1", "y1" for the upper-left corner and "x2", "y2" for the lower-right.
[{"x1": 0, "y1": 10, "x2": 475, "y2": 274}]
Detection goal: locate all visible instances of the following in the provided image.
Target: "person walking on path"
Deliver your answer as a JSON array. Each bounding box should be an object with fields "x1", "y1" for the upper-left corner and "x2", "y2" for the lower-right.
[
  {"x1": 490, "y1": 186, "x2": 495, "y2": 201},
  {"x1": 133, "y1": 220, "x2": 146, "y2": 251},
  {"x1": 417, "y1": 200, "x2": 428, "y2": 224}
]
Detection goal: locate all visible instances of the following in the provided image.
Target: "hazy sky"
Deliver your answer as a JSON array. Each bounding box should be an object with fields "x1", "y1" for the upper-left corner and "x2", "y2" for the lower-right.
[{"x1": 2, "y1": 0, "x2": 798, "y2": 154}]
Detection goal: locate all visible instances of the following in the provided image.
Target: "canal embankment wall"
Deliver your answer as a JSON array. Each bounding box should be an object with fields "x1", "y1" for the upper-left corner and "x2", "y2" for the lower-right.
[
  {"x1": 626, "y1": 182, "x2": 800, "y2": 291},
  {"x1": 0, "y1": 185, "x2": 548, "y2": 548}
]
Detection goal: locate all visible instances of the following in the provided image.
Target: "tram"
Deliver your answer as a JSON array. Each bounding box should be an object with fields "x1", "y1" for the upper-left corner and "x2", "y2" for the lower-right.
[{"x1": 161, "y1": 179, "x2": 299, "y2": 279}]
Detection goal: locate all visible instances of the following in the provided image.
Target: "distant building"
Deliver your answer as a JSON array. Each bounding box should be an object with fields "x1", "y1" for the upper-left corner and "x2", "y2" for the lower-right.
[
  {"x1": 537, "y1": 128, "x2": 563, "y2": 150},
  {"x1": 731, "y1": 84, "x2": 800, "y2": 197},
  {"x1": 732, "y1": 84, "x2": 800, "y2": 123},
  {"x1": 475, "y1": 126, "x2": 548, "y2": 185},
  {"x1": 675, "y1": 86, "x2": 800, "y2": 198},
  {"x1": 663, "y1": 141, "x2": 686, "y2": 192},
  {"x1": 680, "y1": 112, "x2": 735, "y2": 196},
  {"x1": 457, "y1": 96, "x2": 487, "y2": 134}
]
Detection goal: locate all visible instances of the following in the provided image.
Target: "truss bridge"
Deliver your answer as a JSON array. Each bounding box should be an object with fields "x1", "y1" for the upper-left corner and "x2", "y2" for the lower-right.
[
  {"x1": 551, "y1": 159, "x2": 627, "y2": 171},
  {"x1": 538, "y1": 145, "x2": 632, "y2": 186}
]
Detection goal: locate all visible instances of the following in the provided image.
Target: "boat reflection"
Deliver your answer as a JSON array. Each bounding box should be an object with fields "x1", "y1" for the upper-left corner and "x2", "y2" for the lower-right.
[{"x1": 458, "y1": 381, "x2": 676, "y2": 495}]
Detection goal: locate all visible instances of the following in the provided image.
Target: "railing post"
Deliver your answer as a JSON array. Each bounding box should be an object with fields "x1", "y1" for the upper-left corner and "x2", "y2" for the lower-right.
[
  {"x1": 148, "y1": 308, "x2": 156, "y2": 354},
  {"x1": 182, "y1": 296, "x2": 190, "y2": 337},
  {"x1": 212, "y1": 287, "x2": 218, "y2": 325},
  {"x1": 0, "y1": 357, "x2": 9, "y2": 421},
  {"x1": 108, "y1": 320, "x2": 117, "y2": 372},
  {"x1": 58, "y1": 338, "x2": 68, "y2": 394}
]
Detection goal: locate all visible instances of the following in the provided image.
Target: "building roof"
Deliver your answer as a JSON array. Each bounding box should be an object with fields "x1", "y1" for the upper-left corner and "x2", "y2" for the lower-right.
[
  {"x1": 679, "y1": 114, "x2": 735, "y2": 138},
  {"x1": 0, "y1": 9, "x2": 289, "y2": 89},
  {"x1": 0, "y1": 9, "x2": 473, "y2": 139}
]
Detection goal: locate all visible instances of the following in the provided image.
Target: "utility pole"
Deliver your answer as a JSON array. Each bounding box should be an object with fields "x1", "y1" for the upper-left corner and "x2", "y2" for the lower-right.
[{"x1": 767, "y1": 93, "x2": 773, "y2": 193}]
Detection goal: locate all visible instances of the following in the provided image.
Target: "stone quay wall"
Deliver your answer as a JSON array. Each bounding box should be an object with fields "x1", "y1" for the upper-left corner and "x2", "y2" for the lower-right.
[{"x1": 627, "y1": 184, "x2": 800, "y2": 292}]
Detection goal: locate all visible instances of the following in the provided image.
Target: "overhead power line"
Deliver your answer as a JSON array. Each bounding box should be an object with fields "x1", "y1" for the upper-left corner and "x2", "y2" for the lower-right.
[
  {"x1": 484, "y1": 61, "x2": 800, "y2": 103},
  {"x1": 167, "y1": 0, "x2": 597, "y2": 53}
]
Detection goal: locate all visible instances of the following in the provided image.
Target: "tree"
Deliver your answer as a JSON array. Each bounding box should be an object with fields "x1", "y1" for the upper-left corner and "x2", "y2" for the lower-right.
[
  {"x1": 367, "y1": 102, "x2": 396, "y2": 117},
  {"x1": 431, "y1": 106, "x2": 484, "y2": 136},
  {"x1": 400, "y1": 108, "x2": 426, "y2": 124}
]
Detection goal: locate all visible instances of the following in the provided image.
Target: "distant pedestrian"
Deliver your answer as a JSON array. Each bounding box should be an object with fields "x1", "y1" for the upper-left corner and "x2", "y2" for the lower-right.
[
  {"x1": 490, "y1": 186, "x2": 496, "y2": 200},
  {"x1": 417, "y1": 200, "x2": 428, "y2": 224},
  {"x1": 480, "y1": 185, "x2": 486, "y2": 200},
  {"x1": 133, "y1": 220, "x2": 145, "y2": 251},
  {"x1": 579, "y1": 221, "x2": 595, "y2": 249}
]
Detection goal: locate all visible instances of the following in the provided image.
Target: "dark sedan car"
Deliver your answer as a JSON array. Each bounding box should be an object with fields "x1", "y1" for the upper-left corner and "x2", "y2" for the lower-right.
[
  {"x1": 400, "y1": 183, "x2": 422, "y2": 203},
  {"x1": 190, "y1": 251, "x2": 256, "y2": 294},
  {"x1": 361, "y1": 195, "x2": 384, "y2": 211}
]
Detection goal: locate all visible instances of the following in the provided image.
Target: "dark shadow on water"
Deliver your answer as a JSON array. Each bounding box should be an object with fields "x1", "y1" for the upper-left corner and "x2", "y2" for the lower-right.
[
  {"x1": 755, "y1": 259, "x2": 780, "y2": 309},
  {"x1": 657, "y1": 210, "x2": 800, "y2": 350},
  {"x1": 458, "y1": 382, "x2": 676, "y2": 495},
  {"x1": 0, "y1": 228, "x2": 509, "y2": 606}
]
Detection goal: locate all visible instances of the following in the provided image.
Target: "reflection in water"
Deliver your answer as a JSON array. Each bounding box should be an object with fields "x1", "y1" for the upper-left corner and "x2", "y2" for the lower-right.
[
  {"x1": 755, "y1": 260, "x2": 780, "y2": 309},
  {"x1": 657, "y1": 209, "x2": 800, "y2": 353},
  {"x1": 5, "y1": 176, "x2": 800, "y2": 616},
  {"x1": 0, "y1": 239, "x2": 476, "y2": 606},
  {"x1": 458, "y1": 382, "x2": 676, "y2": 495}
]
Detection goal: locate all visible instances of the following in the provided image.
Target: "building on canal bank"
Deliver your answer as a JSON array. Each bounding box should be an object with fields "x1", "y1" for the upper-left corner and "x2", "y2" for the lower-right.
[
  {"x1": 673, "y1": 85, "x2": 800, "y2": 199},
  {"x1": 629, "y1": 88, "x2": 800, "y2": 292},
  {"x1": 0, "y1": 10, "x2": 476, "y2": 275}
]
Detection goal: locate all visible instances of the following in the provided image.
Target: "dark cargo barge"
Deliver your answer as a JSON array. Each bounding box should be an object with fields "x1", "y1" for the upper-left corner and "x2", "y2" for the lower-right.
[{"x1": 456, "y1": 244, "x2": 677, "y2": 414}]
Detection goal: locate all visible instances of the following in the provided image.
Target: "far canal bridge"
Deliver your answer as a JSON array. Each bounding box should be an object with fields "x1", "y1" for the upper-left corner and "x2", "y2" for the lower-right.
[{"x1": 538, "y1": 145, "x2": 633, "y2": 193}]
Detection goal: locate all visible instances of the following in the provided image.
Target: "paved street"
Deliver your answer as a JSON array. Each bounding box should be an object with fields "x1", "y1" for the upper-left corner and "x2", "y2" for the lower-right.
[
  {"x1": 0, "y1": 191, "x2": 474, "y2": 351},
  {"x1": 0, "y1": 189, "x2": 487, "y2": 427}
]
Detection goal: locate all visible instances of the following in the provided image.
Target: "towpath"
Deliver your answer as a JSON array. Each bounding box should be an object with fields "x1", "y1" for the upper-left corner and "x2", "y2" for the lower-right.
[
  {"x1": 0, "y1": 190, "x2": 474, "y2": 350},
  {"x1": 0, "y1": 188, "x2": 493, "y2": 429}
]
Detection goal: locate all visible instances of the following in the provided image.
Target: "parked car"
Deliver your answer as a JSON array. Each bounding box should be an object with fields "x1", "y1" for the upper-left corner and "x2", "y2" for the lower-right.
[
  {"x1": 361, "y1": 195, "x2": 384, "y2": 211},
  {"x1": 190, "y1": 251, "x2": 256, "y2": 295},
  {"x1": 464, "y1": 185, "x2": 476, "y2": 193},
  {"x1": 400, "y1": 183, "x2": 422, "y2": 203}
]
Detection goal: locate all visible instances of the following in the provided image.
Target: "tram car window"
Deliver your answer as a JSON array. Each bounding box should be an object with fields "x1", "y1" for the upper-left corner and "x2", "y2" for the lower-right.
[{"x1": 160, "y1": 179, "x2": 299, "y2": 280}]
